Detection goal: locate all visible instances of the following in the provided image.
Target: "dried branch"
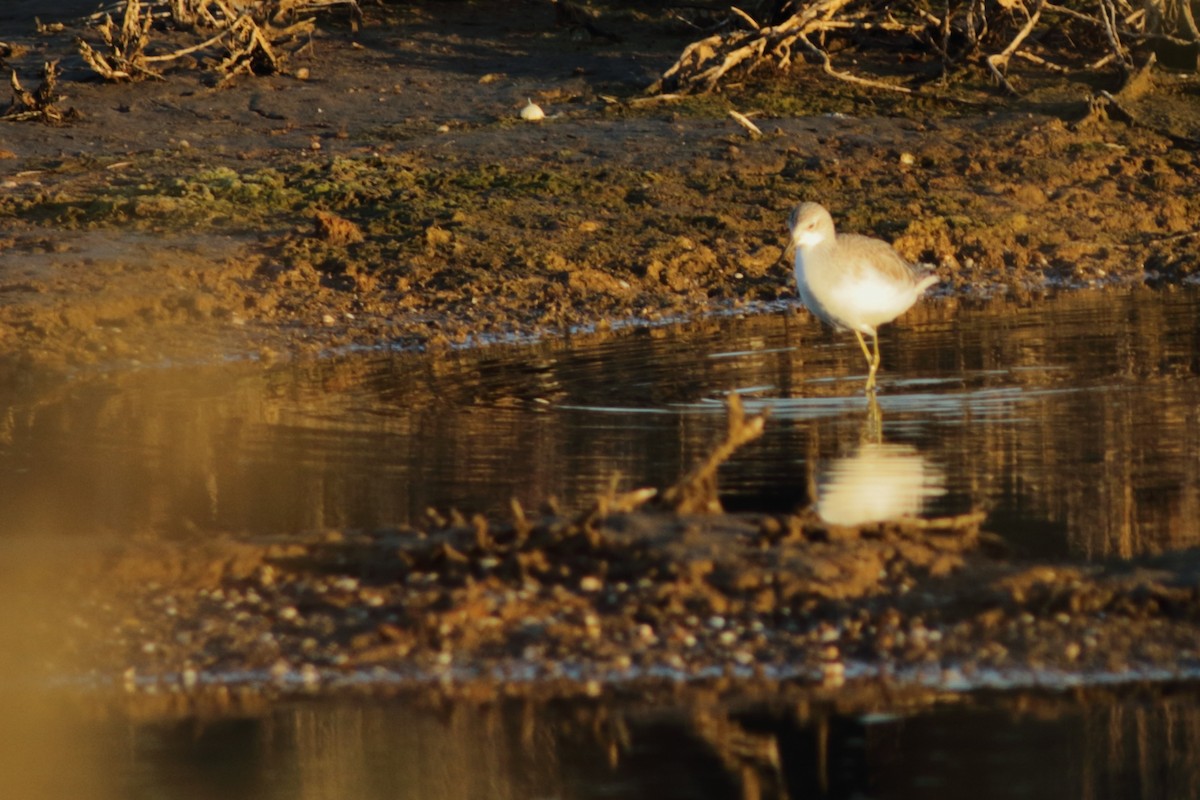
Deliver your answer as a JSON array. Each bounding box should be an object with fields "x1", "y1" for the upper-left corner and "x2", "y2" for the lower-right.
[
  {"x1": 797, "y1": 31, "x2": 915, "y2": 94},
  {"x1": 727, "y1": 107, "x2": 763, "y2": 135},
  {"x1": 984, "y1": 0, "x2": 1046, "y2": 94},
  {"x1": 2, "y1": 62, "x2": 76, "y2": 124},
  {"x1": 728, "y1": 6, "x2": 761, "y2": 30},
  {"x1": 77, "y1": 0, "x2": 161, "y2": 81},
  {"x1": 1013, "y1": 49, "x2": 1071, "y2": 72},
  {"x1": 649, "y1": 0, "x2": 856, "y2": 94},
  {"x1": 652, "y1": 0, "x2": 1178, "y2": 100},
  {"x1": 1098, "y1": 0, "x2": 1135, "y2": 71}
]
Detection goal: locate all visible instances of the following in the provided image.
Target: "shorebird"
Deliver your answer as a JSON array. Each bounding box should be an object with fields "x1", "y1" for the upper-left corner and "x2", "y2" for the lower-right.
[{"x1": 788, "y1": 202, "x2": 938, "y2": 391}]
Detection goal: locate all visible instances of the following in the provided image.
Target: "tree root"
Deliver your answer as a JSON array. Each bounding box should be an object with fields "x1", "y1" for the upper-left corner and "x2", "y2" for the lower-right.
[{"x1": 1080, "y1": 52, "x2": 1200, "y2": 148}]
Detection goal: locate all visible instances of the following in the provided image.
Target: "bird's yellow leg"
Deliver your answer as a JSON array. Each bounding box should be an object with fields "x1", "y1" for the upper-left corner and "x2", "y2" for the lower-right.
[
  {"x1": 853, "y1": 329, "x2": 873, "y2": 366},
  {"x1": 854, "y1": 330, "x2": 878, "y2": 391},
  {"x1": 867, "y1": 331, "x2": 882, "y2": 391}
]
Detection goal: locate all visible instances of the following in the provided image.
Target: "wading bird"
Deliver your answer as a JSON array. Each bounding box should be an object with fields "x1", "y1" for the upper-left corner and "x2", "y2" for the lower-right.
[{"x1": 788, "y1": 202, "x2": 938, "y2": 391}]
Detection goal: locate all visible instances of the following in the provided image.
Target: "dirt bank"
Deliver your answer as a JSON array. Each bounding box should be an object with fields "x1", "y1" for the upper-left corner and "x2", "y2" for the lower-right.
[
  {"x1": 1, "y1": 2, "x2": 1198, "y2": 376},
  {"x1": 26, "y1": 472, "x2": 1200, "y2": 709}
]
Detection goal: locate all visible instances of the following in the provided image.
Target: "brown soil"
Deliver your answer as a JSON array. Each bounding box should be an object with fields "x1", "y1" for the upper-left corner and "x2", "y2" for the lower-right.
[
  {"x1": 3, "y1": 2, "x2": 1200, "y2": 710},
  {"x1": 23, "y1": 486, "x2": 1200, "y2": 710},
  {"x1": 2, "y1": 1, "x2": 1198, "y2": 377}
]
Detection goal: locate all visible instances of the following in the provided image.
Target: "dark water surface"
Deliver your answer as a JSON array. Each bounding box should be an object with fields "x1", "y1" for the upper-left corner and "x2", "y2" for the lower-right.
[
  {"x1": 10, "y1": 689, "x2": 1200, "y2": 800},
  {"x1": 2, "y1": 286, "x2": 1198, "y2": 559}
]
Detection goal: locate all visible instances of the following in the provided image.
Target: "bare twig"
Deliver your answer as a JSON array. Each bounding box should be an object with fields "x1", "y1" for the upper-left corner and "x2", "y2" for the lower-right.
[
  {"x1": 1013, "y1": 49, "x2": 1071, "y2": 71},
  {"x1": 1043, "y1": 2, "x2": 1104, "y2": 26},
  {"x1": 729, "y1": 6, "x2": 761, "y2": 30},
  {"x1": 1098, "y1": 0, "x2": 1135, "y2": 71},
  {"x1": 652, "y1": 0, "x2": 1178, "y2": 100},
  {"x1": 649, "y1": 0, "x2": 856, "y2": 94},
  {"x1": 1148, "y1": 229, "x2": 1200, "y2": 244},
  {"x1": 797, "y1": 32, "x2": 915, "y2": 94},
  {"x1": 727, "y1": 108, "x2": 763, "y2": 136},
  {"x1": 141, "y1": 16, "x2": 245, "y2": 62},
  {"x1": 1181, "y1": 1, "x2": 1200, "y2": 41},
  {"x1": 984, "y1": 0, "x2": 1045, "y2": 94},
  {"x1": 965, "y1": 0, "x2": 988, "y2": 52}
]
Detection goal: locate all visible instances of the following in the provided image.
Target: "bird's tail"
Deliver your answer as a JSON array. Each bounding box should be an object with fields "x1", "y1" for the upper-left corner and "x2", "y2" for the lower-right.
[{"x1": 916, "y1": 274, "x2": 939, "y2": 293}]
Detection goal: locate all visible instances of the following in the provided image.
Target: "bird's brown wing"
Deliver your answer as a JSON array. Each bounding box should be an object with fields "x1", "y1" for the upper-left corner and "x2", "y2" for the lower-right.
[{"x1": 837, "y1": 234, "x2": 924, "y2": 285}]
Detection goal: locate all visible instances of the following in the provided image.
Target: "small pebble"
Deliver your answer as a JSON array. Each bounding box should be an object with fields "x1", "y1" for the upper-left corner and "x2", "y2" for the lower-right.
[
  {"x1": 520, "y1": 99, "x2": 545, "y2": 122},
  {"x1": 299, "y1": 663, "x2": 320, "y2": 687}
]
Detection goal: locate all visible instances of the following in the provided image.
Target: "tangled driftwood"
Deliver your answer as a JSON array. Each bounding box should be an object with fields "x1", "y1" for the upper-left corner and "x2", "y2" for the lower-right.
[
  {"x1": 652, "y1": 0, "x2": 1198, "y2": 97},
  {"x1": 76, "y1": 0, "x2": 359, "y2": 83}
]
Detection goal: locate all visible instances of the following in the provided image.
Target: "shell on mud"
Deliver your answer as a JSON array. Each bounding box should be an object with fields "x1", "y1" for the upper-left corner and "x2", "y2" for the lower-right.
[{"x1": 519, "y1": 99, "x2": 545, "y2": 122}]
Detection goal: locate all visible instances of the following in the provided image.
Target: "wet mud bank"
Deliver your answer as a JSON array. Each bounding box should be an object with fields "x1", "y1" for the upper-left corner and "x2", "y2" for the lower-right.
[
  {"x1": 1, "y1": 2, "x2": 1199, "y2": 376},
  {"x1": 35, "y1": 493, "x2": 1200, "y2": 709}
]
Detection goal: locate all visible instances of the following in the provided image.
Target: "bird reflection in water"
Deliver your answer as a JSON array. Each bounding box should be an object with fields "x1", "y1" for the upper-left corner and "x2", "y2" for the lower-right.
[{"x1": 813, "y1": 395, "x2": 946, "y2": 526}]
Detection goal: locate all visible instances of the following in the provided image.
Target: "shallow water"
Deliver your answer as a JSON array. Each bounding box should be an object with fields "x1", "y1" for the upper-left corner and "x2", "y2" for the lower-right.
[
  {"x1": 2, "y1": 286, "x2": 1198, "y2": 559},
  {"x1": 10, "y1": 688, "x2": 1200, "y2": 800},
  {"x1": 5, "y1": 286, "x2": 1200, "y2": 798}
]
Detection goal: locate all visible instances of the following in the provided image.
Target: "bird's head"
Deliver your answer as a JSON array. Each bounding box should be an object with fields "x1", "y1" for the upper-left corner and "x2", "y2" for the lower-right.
[{"x1": 788, "y1": 202, "x2": 834, "y2": 249}]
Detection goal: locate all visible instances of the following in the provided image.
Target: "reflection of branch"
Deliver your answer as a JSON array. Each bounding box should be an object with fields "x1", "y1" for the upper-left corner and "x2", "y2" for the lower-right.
[
  {"x1": 690, "y1": 709, "x2": 786, "y2": 798},
  {"x1": 662, "y1": 395, "x2": 767, "y2": 514}
]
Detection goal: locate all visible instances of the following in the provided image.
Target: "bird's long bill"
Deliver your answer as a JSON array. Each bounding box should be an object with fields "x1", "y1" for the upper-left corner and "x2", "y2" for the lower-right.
[{"x1": 780, "y1": 238, "x2": 796, "y2": 269}]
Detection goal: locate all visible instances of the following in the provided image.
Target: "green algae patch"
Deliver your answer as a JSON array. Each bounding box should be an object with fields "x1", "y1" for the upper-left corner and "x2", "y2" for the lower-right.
[{"x1": 1, "y1": 160, "x2": 307, "y2": 232}]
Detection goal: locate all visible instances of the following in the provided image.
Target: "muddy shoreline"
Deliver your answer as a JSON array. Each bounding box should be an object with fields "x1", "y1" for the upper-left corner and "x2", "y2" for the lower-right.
[
  {"x1": 3, "y1": 2, "x2": 1200, "y2": 714},
  {"x1": 2, "y1": 2, "x2": 1198, "y2": 376},
  {"x1": 25, "y1": 481, "x2": 1200, "y2": 713}
]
